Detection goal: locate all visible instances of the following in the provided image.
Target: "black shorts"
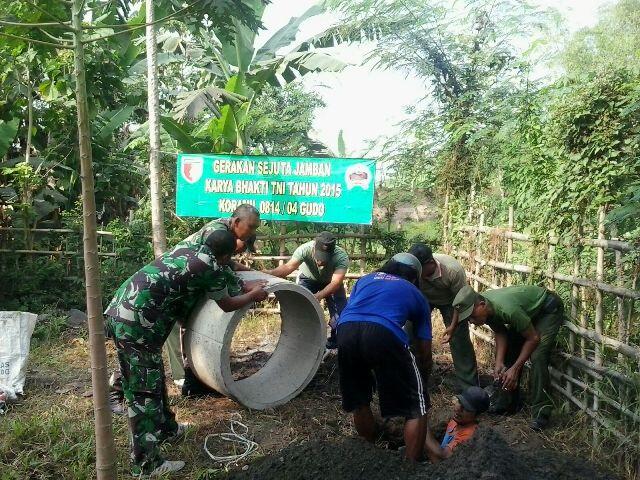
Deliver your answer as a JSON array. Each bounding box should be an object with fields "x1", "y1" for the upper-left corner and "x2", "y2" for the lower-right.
[{"x1": 337, "y1": 321, "x2": 429, "y2": 419}]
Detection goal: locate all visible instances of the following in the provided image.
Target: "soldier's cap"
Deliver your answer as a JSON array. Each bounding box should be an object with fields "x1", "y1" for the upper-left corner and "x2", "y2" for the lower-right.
[
  {"x1": 457, "y1": 386, "x2": 490, "y2": 414},
  {"x1": 391, "y1": 252, "x2": 422, "y2": 280},
  {"x1": 452, "y1": 285, "x2": 479, "y2": 321},
  {"x1": 314, "y1": 231, "x2": 336, "y2": 263}
]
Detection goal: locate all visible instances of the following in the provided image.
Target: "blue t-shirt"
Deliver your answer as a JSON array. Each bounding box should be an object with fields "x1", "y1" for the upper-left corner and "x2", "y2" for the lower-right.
[{"x1": 337, "y1": 272, "x2": 432, "y2": 345}]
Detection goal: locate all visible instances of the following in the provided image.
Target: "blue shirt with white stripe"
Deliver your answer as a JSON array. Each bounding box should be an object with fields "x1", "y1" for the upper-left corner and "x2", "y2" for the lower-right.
[{"x1": 337, "y1": 272, "x2": 432, "y2": 345}]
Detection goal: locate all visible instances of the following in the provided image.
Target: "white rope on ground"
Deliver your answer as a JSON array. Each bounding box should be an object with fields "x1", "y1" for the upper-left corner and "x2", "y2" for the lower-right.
[{"x1": 204, "y1": 414, "x2": 259, "y2": 465}]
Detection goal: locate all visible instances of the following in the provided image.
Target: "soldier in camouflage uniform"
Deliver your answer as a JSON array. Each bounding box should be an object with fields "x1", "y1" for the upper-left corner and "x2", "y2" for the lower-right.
[
  {"x1": 105, "y1": 229, "x2": 267, "y2": 476},
  {"x1": 164, "y1": 204, "x2": 261, "y2": 384}
]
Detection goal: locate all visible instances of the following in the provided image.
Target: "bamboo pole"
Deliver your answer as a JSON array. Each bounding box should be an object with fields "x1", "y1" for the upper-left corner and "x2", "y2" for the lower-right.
[
  {"x1": 359, "y1": 225, "x2": 366, "y2": 274},
  {"x1": 612, "y1": 226, "x2": 627, "y2": 363},
  {"x1": 562, "y1": 321, "x2": 640, "y2": 360},
  {"x1": 278, "y1": 224, "x2": 286, "y2": 266},
  {"x1": 507, "y1": 206, "x2": 514, "y2": 286},
  {"x1": 568, "y1": 234, "x2": 582, "y2": 396},
  {"x1": 473, "y1": 212, "x2": 484, "y2": 291},
  {"x1": 550, "y1": 381, "x2": 634, "y2": 447},
  {"x1": 146, "y1": 0, "x2": 167, "y2": 258},
  {"x1": 457, "y1": 226, "x2": 633, "y2": 252},
  {"x1": 453, "y1": 250, "x2": 639, "y2": 299},
  {"x1": 558, "y1": 352, "x2": 634, "y2": 385},
  {"x1": 443, "y1": 189, "x2": 450, "y2": 252},
  {"x1": 549, "y1": 367, "x2": 640, "y2": 423},
  {"x1": 593, "y1": 207, "x2": 606, "y2": 444},
  {"x1": 547, "y1": 230, "x2": 556, "y2": 290},
  {"x1": 72, "y1": 0, "x2": 116, "y2": 476}
]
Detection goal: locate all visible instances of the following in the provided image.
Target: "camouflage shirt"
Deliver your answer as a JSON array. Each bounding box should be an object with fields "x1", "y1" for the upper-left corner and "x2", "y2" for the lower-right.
[
  {"x1": 105, "y1": 245, "x2": 231, "y2": 346},
  {"x1": 170, "y1": 218, "x2": 243, "y2": 296},
  {"x1": 173, "y1": 218, "x2": 230, "y2": 250},
  {"x1": 171, "y1": 218, "x2": 243, "y2": 295}
]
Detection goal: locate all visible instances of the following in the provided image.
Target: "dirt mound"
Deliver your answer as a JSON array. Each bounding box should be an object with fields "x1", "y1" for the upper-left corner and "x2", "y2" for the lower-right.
[
  {"x1": 224, "y1": 426, "x2": 616, "y2": 480},
  {"x1": 224, "y1": 437, "x2": 415, "y2": 480}
]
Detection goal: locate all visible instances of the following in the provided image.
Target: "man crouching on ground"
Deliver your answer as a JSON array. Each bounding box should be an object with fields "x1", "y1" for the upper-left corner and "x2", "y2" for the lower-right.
[
  {"x1": 104, "y1": 230, "x2": 268, "y2": 477},
  {"x1": 336, "y1": 253, "x2": 432, "y2": 462}
]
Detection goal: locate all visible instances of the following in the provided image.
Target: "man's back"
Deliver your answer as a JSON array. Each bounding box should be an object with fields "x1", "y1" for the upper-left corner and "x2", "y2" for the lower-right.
[{"x1": 338, "y1": 272, "x2": 431, "y2": 345}]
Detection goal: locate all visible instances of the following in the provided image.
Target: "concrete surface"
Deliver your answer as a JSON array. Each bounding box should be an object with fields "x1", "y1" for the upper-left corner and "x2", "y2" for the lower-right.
[{"x1": 184, "y1": 271, "x2": 326, "y2": 409}]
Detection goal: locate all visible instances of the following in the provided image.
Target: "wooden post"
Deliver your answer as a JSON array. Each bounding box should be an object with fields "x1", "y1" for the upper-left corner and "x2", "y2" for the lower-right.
[
  {"x1": 474, "y1": 212, "x2": 484, "y2": 291},
  {"x1": 359, "y1": 225, "x2": 366, "y2": 275},
  {"x1": 278, "y1": 223, "x2": 286, "y2": 266},
  {"x1": 593, "y1": 207, "x2": 606, "y2": 445},
  {"x1": 507, "y1": 206, "x2": 514, "y2": 286},
  {"x1": 568, "y1": 239, "x2": 582, "y2": 397},
  {"x1": 443, "y1": 189, "x2": 450, "y2": 252},
  {"x1": 547, "y1": 230, "x2": 556, "y2": 290},
  {"x1": 612, "y1": 226, "x2": 627, "y2": 363}
]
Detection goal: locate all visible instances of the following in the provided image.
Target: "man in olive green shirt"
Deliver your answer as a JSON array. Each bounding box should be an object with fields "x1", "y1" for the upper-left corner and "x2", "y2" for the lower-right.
[
  {"x1": 452, "y1": 284, "x2": 564, "y2": 430},
  {"x1": 266, "y1": 231, "x2": 349, "y2": 349},
  {"x1": 409, "y1": 244, "x2": 478, "y2": 391}
]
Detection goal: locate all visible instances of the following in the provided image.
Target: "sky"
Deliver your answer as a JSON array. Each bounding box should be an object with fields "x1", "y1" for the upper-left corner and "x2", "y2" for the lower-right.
[{"x1": 255, "y1": 0, "x2": 613, "y2": 156}]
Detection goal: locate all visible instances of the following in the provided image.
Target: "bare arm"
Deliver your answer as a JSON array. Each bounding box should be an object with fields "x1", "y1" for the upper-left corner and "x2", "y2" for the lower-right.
[
  {"x1": 231, "y1": 260, "x2": 251, "y2": 272},
  {"x1": 424, "y1": 426, "x2": 453, "y2": 463},
  {"x1": 501, "y1": 325, "x2": 540, "y2": 390},
  {"x1": 441, "y1": 308, "x2": 460, "y2": 344},
  {"x1": 492, "y1": 327, "x2": 509, "y2": 377},
  {"x1": 264, "y1": 258, "x2": 301, "y2": 278},
  {"x1": 216, "y1": 286, "x2": 268, "y2": 312},
  {"x1": 315, "y1": 270, "x2": 346, "y2": 301}
]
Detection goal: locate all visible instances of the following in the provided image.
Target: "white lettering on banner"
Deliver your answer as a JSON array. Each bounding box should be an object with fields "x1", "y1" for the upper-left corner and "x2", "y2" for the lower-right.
[
  {"x1": 213, "y1": 160, "x2": 255, "y2": 174},
  {"x1": 270, "y1": 181, "x2": 286, "y2": 195},
  {"x1": 204, "y1": 179, "x2": 233, "y2": 193},
  {"x1": 234, "y1": 180, "x2": 269, "y2": 195},
  {"x1": 300, "y1": 202, "x2": 325, "y2": 216},
  {"x1": 257, "y1": 161, "x2": 293, "y2": 176},
  {"x1": 286, "y1": 182, "x2": 319, "y2": 196},
  {"x1": 218, "y1": 199, "x2": 257, "y2": 213},
  {"x1": 293, "y1": 162, "x2": 331, "y2": 177}
]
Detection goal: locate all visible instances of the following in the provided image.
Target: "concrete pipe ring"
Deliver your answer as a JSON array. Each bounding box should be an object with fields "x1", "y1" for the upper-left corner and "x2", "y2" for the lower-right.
[{"x1": 184, "y1": 271, "x2": 326, "y2": 409}]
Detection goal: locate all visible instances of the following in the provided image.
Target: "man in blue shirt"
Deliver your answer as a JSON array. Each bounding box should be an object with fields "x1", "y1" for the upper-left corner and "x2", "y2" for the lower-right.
[{"x1": 337, "y1": 253, "x2": 433, "y2": 462}]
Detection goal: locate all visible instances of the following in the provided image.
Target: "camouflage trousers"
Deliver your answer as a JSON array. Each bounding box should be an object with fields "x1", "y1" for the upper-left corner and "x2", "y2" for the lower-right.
[{"x1": 110, "y1": 323, "x2": 179, "y2": 475}]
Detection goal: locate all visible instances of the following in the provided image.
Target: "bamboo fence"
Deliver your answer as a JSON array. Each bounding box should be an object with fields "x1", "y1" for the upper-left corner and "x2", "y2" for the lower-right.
[
  {"x1": 444, "y1": 206, "x2": 640, "y2": 470},
  {"x1": 0, "y1": 226, "x2": 386, "y2": 279}
]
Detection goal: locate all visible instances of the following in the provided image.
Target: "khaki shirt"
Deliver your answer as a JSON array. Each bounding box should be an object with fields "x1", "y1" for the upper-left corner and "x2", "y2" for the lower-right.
[
  {"x1": 292, "y1": 241, "x2": 349, "y2": 284},
  {"x1": 419, "y1": 253, "x2": 467, "y2": 306}
]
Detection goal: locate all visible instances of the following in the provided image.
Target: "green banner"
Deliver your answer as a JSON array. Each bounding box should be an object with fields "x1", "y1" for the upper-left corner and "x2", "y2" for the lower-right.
[{"x1": 176, "y1": 154, "x2": 376, "y2": 224}]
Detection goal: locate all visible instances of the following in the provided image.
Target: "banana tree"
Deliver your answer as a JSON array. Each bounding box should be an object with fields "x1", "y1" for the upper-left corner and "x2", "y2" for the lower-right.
[{"x1": 172, "y1": 1, "x2": 347, "y2": 153}]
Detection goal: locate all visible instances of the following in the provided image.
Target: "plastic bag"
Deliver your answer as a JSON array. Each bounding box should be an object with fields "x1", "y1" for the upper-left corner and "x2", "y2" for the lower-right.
[{"x1": 0, "y1": 311, "x2": 38, "y2": 404}]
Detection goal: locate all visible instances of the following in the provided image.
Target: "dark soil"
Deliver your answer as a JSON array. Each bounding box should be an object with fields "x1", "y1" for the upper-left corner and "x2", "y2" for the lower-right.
[
  {"x1": 224, "y1": 426, "x2": 617, "y2": 480},
  {"x1": 231, "y1": 350, "x2": 273, "y2": 380}
]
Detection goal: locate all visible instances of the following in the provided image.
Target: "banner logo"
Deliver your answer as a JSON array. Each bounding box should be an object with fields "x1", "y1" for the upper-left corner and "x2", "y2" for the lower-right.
[
  {"x1": 345, "y1": 163, "x2": 372, "y2": 190},
  {"x1": 181, "y1": 156, "x2": 204, "y2": 184}
]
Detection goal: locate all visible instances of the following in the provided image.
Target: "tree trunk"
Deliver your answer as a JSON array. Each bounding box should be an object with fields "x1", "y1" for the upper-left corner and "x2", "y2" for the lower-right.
[
  {"x1": 146, "y1": 0, "x2": 167, "y2": 258},
  {"x1": 71, "y1": 0, "x2": 117, "y2": 477}
]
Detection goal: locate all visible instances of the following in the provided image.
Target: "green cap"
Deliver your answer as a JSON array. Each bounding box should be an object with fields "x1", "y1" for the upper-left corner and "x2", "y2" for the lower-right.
[{"x1": 452, "y1": 285, "x2": 478, "y2": 321}]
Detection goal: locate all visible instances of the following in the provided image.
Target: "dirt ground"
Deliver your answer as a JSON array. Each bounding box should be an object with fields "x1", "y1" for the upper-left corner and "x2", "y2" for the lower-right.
[{"x1": 0, "y1": 312, "x2": 624, "y2": 479}]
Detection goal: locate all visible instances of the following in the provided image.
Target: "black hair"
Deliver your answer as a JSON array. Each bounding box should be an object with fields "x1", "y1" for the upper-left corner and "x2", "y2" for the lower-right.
[
  {"x1": 377, "y1": 259, "x2": 419, "y2": 285},
  {"x1": 232, "y1": 204, "x2": 260, "y2": 220},
  {"x1": 408, "y1": 243, "x2": 433, "y2": 265},
  {"x1": 205, "y1": 230, "x2": 236, "y2": 256}
]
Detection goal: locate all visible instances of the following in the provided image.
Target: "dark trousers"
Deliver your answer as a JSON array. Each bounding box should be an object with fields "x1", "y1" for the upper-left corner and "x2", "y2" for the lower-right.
[
  {"x1": 504, "y1": 292, "x2": 564, "y2": 419},
  {"x1": 297, "y1": 274, "x2": 347, "y2": 332},
  {"x1": 432, "y1": 304, "x2": 479, "y2": 390}
]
